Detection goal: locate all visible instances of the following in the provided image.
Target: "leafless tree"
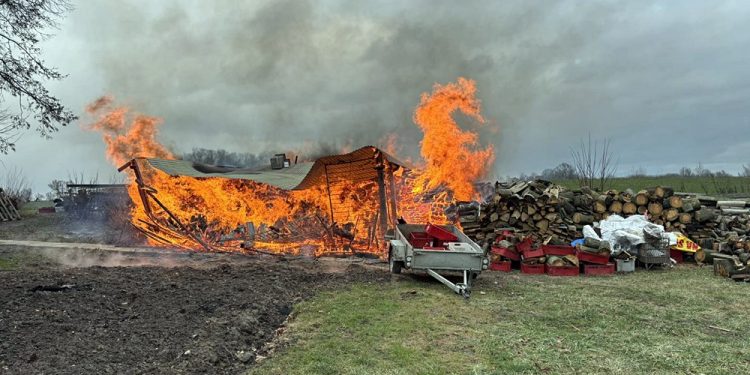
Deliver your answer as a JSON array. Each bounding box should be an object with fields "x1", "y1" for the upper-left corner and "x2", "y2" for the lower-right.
[
  {"x1": 0, "y1": 0, "x2": 77, "y2": 153},
  {"x1": 2, "y1": 165, "x2": 30, "y2": 204},
  {"x1": 570, "y1": 134, "x2": 618, "y2": 191},
  {"x1": 742, "y1": 164, "x2": 750, "y2": 177},
  {"x1": 629, "y1": 166, "x2": 647, "y2": 178}
]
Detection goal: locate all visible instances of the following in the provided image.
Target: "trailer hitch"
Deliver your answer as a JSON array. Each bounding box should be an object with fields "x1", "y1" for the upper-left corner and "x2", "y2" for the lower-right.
[{"x1": 426, "y1": 269, "x2": 472, "y2": 298}]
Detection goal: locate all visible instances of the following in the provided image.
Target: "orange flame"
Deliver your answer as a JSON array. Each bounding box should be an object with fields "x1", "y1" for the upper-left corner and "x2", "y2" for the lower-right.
[
  {"x1": 412, "y1": 77, "x2": 494, "y2": 201},
  {"x1": 87, "y1": 77, "x2": 494, "y2": 255},
  {"x1": 85, "y1": 96, "x2": 173, "y2": 167}
]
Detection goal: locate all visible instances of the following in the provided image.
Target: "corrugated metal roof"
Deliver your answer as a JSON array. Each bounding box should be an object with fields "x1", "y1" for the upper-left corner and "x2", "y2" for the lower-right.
[
  {"x1": 144, "y1": 158, "x2": 316, "y2": 190},
  {"x1": 141, "y1": 146, "x2": 408, "y2": 191}
]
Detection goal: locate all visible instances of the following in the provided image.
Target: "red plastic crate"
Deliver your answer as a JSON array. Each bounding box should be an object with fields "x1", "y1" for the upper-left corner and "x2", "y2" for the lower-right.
[
  {"x1": 522, "y1": 248, "x2": 545, "y2": 259},
  {"x1": 424, "y1": 224, "x2": 458, "y2": 242},
  {"x1": 576, "y1": 250, "x2": 610, "y2": 265},
  {"x1": 545, "y1": 265, "x2": 579, "y2": 276},
  {"x1": 520, "y1": 263, "x2": 545, "y2": 274},
  {"x1": 542, "y1": 245, "x2": 576, "y2": 256},
  {"x1": 517, "y1": 237, "x2": 534, "y2": 254},
  {"x1": 408, "y1": 232, "x2": 433, "y2": 248},
  {"x1": 489, "y1": 261, "x2": 512, "y2": 272},
  {"x1": 583, "y1": 263, "x2": 615, "y2": 276},
  {"x1": 495, "y1": 230, "x2": 514, "y2": 242},
  {"x1": 491, "y1": 246, "x2": 520, "y2": 261},
  {"x1": 670, "y1": 249, "x2": 684, "y2": 263}
]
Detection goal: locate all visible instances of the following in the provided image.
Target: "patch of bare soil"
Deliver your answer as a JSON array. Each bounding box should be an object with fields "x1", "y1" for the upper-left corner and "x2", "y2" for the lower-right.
[
  {"x1": 0, "y1": 259, "x2": 386, "y2": 374},
  {"x1": 0, "y1": 214, "x2": 135, "y2": 245}
]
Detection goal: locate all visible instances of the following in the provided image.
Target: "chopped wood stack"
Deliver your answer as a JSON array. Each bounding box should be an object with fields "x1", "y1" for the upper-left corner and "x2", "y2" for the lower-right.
[
  {"x1": 460, "y1": 181, "x2": 750, "y2": 264},
  {"x1": 0, "y1": 188, "x2": 21, "y2": 221}
]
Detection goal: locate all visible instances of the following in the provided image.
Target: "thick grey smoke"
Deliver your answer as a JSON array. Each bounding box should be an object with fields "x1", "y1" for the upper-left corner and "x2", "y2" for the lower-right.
[{"x1": 4, "y1": 0, "x2": 750, "y2": 192}]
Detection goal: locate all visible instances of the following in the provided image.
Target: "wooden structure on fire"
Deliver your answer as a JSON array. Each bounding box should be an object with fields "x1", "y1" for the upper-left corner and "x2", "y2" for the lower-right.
[{"x1": 118, "y1": 146, "x2": 407, "y2": 253}]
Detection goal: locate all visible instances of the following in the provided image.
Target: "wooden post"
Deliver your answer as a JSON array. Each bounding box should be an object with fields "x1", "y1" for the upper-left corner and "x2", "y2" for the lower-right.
[
  {"x1": 387, "y1": 165, "x2": 399, "y2": 227},
  {"x1": 375, "y1": 156, "x2": 389, "y2": 240}
]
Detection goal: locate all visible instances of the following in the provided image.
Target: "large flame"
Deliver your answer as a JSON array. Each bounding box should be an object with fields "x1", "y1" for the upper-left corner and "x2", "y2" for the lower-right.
[
  {"x1": 412, "y1": 77, "x2": 494, "y2": 201},
  {"x1": 87, "y1": 77, "x2": 494, "y2": 255},
  {"x1": 85, "y1": 96, "x2": 173, "y2": 167}
]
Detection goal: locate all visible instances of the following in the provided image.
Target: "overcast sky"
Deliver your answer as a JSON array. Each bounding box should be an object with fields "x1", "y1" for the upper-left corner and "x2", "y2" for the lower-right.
[{"x1": 2, "y1": 0, "x2": 750, "y2": 192}]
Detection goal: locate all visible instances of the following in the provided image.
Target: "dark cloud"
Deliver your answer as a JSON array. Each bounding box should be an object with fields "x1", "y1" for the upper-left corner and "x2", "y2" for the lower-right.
[{"x1": 3, "y1": 0, "x2": 750, "y2": 192}]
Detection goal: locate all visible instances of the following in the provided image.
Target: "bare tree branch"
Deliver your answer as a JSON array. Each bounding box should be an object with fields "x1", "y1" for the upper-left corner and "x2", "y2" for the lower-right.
[
  {"x1": 570, "y1": 133, "x2": 618, "y2": 191},
  {"x1": 0, "y1": 0, "x2": 76, "y2": 153}
]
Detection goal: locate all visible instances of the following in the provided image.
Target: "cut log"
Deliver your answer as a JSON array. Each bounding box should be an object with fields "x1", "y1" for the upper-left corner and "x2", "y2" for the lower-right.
[
  {"x1": 593, "y1": 195, "x2": 610, "y2": 213},
  {"x1": 717, "y1": 201, "x2": 747, "y2": 209},
  {"x1": 621, "y1": 189, "x2": 634, "y2": 203},
  {"x1": 667, "y1": 196, "x2": 683, "y2": 209},
  {"x1": 573, "y1": 213, "x2": 594, "y2": 225},
  {"x1": 695, "y1": 249, "x2": 736, "y2": 264},
  {"x1": 681, "y1": 197, "x2": 701, "y2": 213},
  {"x1": 635, "y1": 191, "x2": 649, "y2": 206},
  {"x1": 583, "y1": 237, "x2": 601, "y2": 249},
  {"x1": 694, "y1": 208, "x2": 717, "y2": 223},
  {"x1": 714, "y1": 259, "x2": 737, "y2": 278},
  {"x1": 662, "y1": 208, "x2": 679, "y2": 222},
  {"x1": 622, "y1": 202, "x2": 637, "y2": 215},
  {"x1": 546, "y1": 256, "x2": 566, "y2": 267},
  {"x1": 653, "y1": 186, "x2": 674, "y2": 199},
  {"x1": 637, "y1": 205, "x2": 648, "y2": 215},
  {"x1": 697, "y1": 195, "x2": 718, "y2": 207},
  {"x1": 536, "y1": 219, "x2": 550, "y2": 233},
  {"x1": 721, "y1": 208, "x2": 750, "y2": 215},
  {"x1": 678, "y1": 213, "x2": 693, "y2": 225},
  {"x1": 647, "y1": 202, "x2": 664, "y2": 216},
  {"x1": 608, "y1": 201, "x2": 623, "y2": 214}
]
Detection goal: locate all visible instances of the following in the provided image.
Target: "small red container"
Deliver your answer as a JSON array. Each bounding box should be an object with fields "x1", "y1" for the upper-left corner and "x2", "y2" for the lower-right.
[
  {"x1": 408, "y1": 232, "x2": 433, "y2": 248},
  {"x1": 520, "y1": 263, "x2": 545, "y2": 274},
  {"x1": 576, "y1": 250, "x2": 610, "y2": 265},
  {"x1": 545, "y1": 265, "x2": 579, "y2": 276},
  {"x1": 522, "y1": 248, "x2": 546, "y2": 259},
  {"x1": 424, "y1": 224, "x2": 459, "y2": 242},
  {"x1": 495, "y1": 230, "x2": 514, "y2": 242},
  {"x1": 489, "y1": 261, "x2": 512, "y2": 272},
  {"x1": 542, "y1": 245, "x2": 576, "y2": 256},
  {"x1": 670, "y1": 249, "x2": 684, "y2": 263},
  {"x1": 517, "y1": 237, "x2": 534, "y2": 254},
  {"x1": 583, "y1": 263, "x2": 615, "y2": 276},
  {"x1": 491, "y1": 246, "x2": 520, "y2": 261}
]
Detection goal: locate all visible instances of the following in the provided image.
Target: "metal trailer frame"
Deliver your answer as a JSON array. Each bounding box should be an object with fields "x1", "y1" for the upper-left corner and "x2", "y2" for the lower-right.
[{"x1": 388, "y1": 224, "x2": 488, "y2": 297}]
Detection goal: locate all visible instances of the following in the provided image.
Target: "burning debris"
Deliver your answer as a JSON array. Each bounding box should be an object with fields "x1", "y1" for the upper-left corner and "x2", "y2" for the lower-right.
[{"x1": 86, "y1": 78, "x2": 496, "y2": 256}]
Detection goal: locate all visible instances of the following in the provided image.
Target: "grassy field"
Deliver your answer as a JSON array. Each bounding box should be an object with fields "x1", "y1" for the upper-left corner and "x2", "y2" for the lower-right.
[
  {"x1": 554, "y1": 176, "x2": 750, "y2": 197},
  {"x1": 17, "y1": 200, "x2": 53, "y2": 216},
  {"x1": 252, "y1": 266, "x2": 750, "y2": 375}
]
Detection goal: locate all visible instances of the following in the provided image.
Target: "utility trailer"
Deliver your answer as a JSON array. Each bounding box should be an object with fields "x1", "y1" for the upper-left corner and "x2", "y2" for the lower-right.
[{"x1": 388, "y1": 223, "x2": 488, "y2": 297}]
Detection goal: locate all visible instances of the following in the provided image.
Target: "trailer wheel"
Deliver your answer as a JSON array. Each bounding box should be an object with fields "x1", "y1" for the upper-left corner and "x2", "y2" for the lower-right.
[{"x1": 388, "y1": 249, "x2": 403, "y2": 274}]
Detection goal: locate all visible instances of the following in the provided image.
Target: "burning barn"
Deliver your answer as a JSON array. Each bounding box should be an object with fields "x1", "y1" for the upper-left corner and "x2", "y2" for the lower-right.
[
  {"x1": 87, "y1": 78, "x2": 495, "y2": 257},
  {"x1": 119, "y1": 146, "x2": 413, "y2": 256}
]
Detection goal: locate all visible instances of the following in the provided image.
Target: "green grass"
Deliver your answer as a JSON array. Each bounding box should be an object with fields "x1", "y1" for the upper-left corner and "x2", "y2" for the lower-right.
[
  {"x1": 252, "y1": 267, "x2": 750, "y2": 375},
  {"x1": 554, "y1": 176, "x2": 750, "y2": 196},
  {"x1": 0, "y1": 257, "x2": 18, "y2": 270},
  {"x1": 18, "y1": 200, "x2": 53, "y2": 216}
]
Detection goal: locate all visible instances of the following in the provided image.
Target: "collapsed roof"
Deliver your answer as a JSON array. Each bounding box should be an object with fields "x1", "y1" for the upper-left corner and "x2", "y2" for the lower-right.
[{"x1": 138, "y1": 146, "x2": 409, "y2": 190}]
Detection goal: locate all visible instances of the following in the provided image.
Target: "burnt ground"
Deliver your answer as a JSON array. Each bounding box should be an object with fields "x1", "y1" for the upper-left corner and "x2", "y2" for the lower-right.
[
  {"x1": 0, "y1": 213, "x2": 134, "y2": 245},
  {"x1": 0, "y1": 214, "x2": 389, "y2": 374}
]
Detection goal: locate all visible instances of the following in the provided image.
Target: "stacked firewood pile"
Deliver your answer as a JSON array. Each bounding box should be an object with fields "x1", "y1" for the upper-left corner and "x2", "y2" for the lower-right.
[{"x1": 460, "y1": 180, "x2": 750, "y2": 260}]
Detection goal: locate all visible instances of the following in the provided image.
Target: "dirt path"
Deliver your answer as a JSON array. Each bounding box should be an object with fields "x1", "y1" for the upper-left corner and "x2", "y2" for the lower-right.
[{"x1": 0, "y1": 246, "x2": 387, "y2": 374}]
